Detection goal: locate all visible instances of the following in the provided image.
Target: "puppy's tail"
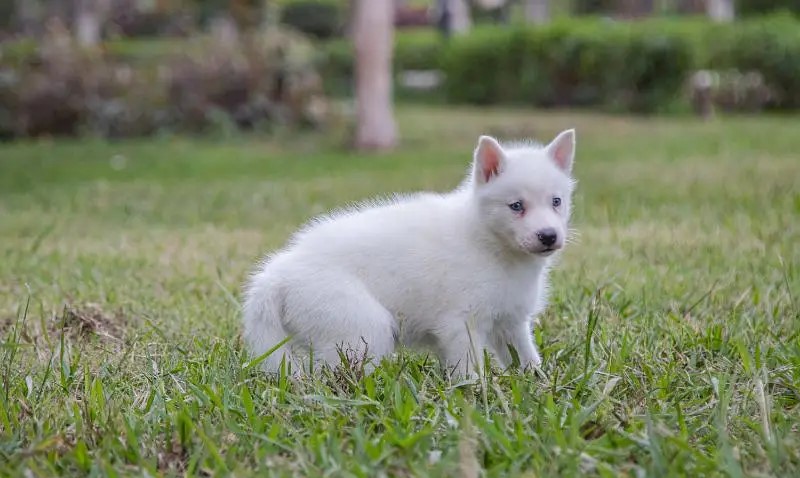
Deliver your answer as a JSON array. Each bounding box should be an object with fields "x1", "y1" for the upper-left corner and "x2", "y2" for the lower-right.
[{"x1": 242, "y1": 271, "x2": 295, "y2": 374}]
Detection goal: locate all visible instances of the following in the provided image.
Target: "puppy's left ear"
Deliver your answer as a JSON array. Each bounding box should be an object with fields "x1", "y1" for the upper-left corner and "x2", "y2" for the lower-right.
[{"x1": 544, "y1": 129, "x2": 575, "y2": 173}]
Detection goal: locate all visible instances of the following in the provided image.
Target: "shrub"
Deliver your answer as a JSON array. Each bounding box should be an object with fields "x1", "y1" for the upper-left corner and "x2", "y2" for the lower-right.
[
  {"x1": 441, "y1": 20, "x2": 695, "y2": 112},
  {"x1": 438, "y1": 27, "x2": 516, "y2": 105},
  {"x1": 572, "y1": 0, "x2": 617, "y2": 14},
  {"x1": 707, "y1": 14, "x2": 800, "y2": 109},
  {"x1": 611, "y1": 24, "x2": 695, "y2": 112},
  {"x1": 280, "y1": 0, "x2": 344, "y2": 39},
  {"x1": 0, "y1": 26, "x2": 330, "y2": 139},
  {"x1": 319, "y1": 16, "x2": 800, "y2": 112},
  {"x1": 108, "y1": 7, "x2": 193, "y2": 38},
  {"x1": 316, "y1": 38, "x2": 353, "y2": 96},
  {"x1": 737, "y1": 0, "x2": 800, "y2": 16},
  {"x1": 621, "y1": 14, "x2": 800, "y2": 110},
  {"x1": 192, "y1": 0, "x2": 266, "y2": 29},
  {"x1": 0, "y1": 2, "x2": 15, "y2": 31},
  {"x1": 394, "y1": 29, "x2": 445, "y2": 71}
]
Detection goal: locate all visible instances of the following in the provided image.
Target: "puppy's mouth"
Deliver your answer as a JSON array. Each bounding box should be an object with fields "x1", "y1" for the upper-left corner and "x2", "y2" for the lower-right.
[
  {"x1": 525, "y1": 246, "x2": 559, "y2": 257},
  {"x1": 535, "y1": 248, "x2": 557, "y2": 256},
  {"x1": 520, "y1": 240, "x2": 562, "y2": 256}
]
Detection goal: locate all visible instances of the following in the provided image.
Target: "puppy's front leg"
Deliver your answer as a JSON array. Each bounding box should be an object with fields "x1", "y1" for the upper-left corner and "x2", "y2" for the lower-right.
[
  {"x1": 438, "y1": 325, "x2": 488, "y2": 380},
  {"x1": 492, "y1": 320, "x2": 541, "y2": 371}
]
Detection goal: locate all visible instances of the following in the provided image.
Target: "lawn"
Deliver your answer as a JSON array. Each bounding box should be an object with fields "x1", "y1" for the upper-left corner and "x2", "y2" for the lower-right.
[{"x1": 1, "y1": 105, "x2": 799, "y2": 477}]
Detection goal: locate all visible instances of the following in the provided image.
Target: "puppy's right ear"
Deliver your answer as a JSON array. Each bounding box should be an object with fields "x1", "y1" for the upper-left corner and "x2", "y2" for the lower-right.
[{"x1": 473, "y1": 135, "x2": 505, "y2": 184}]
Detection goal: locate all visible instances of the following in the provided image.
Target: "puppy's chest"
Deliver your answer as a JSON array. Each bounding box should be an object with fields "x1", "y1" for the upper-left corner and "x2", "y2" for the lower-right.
[
  {"x1": 474, "y1": 277, "x2": 541, "y2": 319},
  {"x1": 398, "y1": 267, "x2": 543, "y2": 320}
]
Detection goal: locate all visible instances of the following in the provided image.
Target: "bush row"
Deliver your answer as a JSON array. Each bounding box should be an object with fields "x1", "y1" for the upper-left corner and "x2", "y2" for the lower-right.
[
  {"x1": 279, "y1": 0, "x2": 345, "y2": 40},
  {"x1": 631, "y1": 14, "x2": 800, "y2": 109},
  {"x1": 573, "y1": 0, "x2": 800, "y2": 16},
  {"x1": 0, "y1": 27, "x2": 330, "y2": 140},
  {"x1": 442, "y1": 20, "x2": 697, "y2": 112},
  {"x1": 442, "y1": 14, "x2": 800, "y2": 111},
  {"x1": 705, "y1": 14, "x2": 800, "y2": 109},
  {"x1": 316, "y1": 14, "x2": 800, "y2": 112}
]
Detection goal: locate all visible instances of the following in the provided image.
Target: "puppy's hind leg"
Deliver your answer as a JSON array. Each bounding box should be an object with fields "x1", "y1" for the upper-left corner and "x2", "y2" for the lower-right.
[{"x1": 281, "y1": 274, "x2": 397, "y2": 374}]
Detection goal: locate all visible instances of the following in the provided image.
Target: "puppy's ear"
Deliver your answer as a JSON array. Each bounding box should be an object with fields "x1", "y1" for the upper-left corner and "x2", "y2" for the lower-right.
[
  {"x1": 473, "y1": 135, "x2": 505, "y2": 184},
  {"x1": 544, "y1": 129, "x2": 576, "y2": 173}
]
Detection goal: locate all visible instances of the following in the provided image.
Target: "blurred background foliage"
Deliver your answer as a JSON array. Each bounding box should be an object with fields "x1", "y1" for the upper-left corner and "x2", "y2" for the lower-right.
[{"x1": 0, "y1": 0, "x2": 799, "y2": 141}]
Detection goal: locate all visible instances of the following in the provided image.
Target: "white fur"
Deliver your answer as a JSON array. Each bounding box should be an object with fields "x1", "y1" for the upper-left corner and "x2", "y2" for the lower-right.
[{"x1": 242, "y1": 130, "x2": 577, "y2": 378}]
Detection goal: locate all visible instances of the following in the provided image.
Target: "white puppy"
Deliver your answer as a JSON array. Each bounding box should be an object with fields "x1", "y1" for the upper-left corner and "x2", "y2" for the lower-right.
[{"x1": 243, "y1": 130, "x2": 577, "y2": 377}]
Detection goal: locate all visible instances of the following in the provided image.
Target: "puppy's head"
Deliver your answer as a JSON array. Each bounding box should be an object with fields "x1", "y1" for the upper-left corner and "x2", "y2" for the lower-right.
[{"x1": 470, "y1": 129, "x2": 576, "y2": 258}]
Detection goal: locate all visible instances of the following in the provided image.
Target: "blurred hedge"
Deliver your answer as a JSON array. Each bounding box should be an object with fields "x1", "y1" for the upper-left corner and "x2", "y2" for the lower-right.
[
  {"x1": 312, "y1": 14, "x2": 800, "y2": 112},
  {"x1": 706, "y1": 14, "x2": 800, "y2": 108},
  {"x1": 737, "y1": 0, "x2": 800, "y2": 15},
  {"x1": 441, "y1": 20, "x2": 694, "y2": 112},
  {"x1": 0, "y1": 27, "x2": 329, "y2": 140},
  {"x1": 279, "y1": 0, "x2": 345, "y2": 40}
]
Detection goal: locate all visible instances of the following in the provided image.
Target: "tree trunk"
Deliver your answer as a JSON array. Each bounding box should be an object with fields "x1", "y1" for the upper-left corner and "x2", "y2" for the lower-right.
[
  {"x1": 353, "y1": 0, "x2": 397, "y2": 151},
  {"x1": 524, "y1": 0, "x2": 549, "y2": 24},
  {"x1": 706, "y1": 0, "x2": 734, "y2": 22}
]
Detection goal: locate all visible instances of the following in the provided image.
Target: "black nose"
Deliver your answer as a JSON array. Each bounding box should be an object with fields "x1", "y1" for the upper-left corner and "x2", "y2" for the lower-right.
[{"x1": 536, "y1": 228, "x2": 558, "y2": 247}]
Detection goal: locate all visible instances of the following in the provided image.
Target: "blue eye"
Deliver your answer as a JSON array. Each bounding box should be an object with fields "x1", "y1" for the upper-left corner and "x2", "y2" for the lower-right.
[
  {"x1": 552, "y1": 197, "x2": 562, "y2": 207},
  {"x1": 508, "y1": 201, "x2": 524, "y2": 212}
]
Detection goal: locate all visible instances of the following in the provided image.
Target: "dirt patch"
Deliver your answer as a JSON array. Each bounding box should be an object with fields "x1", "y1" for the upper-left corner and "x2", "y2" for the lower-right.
[
  {"x1": 51, "y1": 303, "x2": 128, "y2": 343},
  {"x1": 156, "y1": 435, "x2": 189, "y2": 474},
  {"x1": 0, "y1": 316, "x2": 16, "y2": 335},
  {"x1": 2, "y1": 303, "x2": 137, "y2": 362}
]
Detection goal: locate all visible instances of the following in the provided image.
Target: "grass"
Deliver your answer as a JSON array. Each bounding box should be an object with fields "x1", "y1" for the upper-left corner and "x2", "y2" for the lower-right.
[{"x1": 1, "y1": 104, "x2": 799, "y2": 476}]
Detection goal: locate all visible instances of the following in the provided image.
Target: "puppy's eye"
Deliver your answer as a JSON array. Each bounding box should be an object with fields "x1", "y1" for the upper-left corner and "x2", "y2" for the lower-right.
[
  {"x1": 508, "y1": 201, "x2": 524, "y2": 212},
  {"x1": 552, "y1": 197, "x2": 562, "y2": 208}
]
